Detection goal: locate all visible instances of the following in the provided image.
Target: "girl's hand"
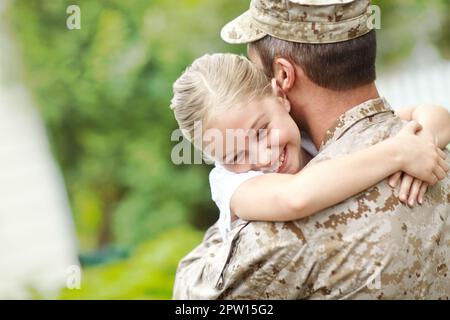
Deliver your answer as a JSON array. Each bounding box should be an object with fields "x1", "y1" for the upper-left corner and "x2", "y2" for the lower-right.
[
  {"x1": 393, "y1": 121, "x2": 449, "y2": 185},
  {"x1": 388, "y1": 172, "x2": 428, "y2": 206}
]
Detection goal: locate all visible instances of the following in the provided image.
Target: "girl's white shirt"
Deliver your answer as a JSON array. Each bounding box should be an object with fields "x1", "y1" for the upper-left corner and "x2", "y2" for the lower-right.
[{"x1": 209, "y1": 132, "x2": 318, "y2": 241}]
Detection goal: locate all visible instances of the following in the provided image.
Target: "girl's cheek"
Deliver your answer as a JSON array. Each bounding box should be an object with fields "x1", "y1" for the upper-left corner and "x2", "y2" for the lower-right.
[
  {"x1": 267, "y1": 127, "x2": 282, "y2": 146},
  {"x1": 270, "y1": 129, "x2": 288, "y2": 146}
]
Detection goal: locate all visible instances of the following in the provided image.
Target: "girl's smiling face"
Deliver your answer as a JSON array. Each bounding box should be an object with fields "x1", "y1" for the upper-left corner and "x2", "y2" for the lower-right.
[{"x1": 204, "y1": 95, "x2": 302, "y2": 174}]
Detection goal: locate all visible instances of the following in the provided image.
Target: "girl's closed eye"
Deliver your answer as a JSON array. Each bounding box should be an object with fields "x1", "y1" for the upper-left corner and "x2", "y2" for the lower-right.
[
  {"x1": 233, "y1": 151, "x2": 245, "y2": 164},
  {"x1": 257, "y1": 124, "x2": 269, "y2": 140}
]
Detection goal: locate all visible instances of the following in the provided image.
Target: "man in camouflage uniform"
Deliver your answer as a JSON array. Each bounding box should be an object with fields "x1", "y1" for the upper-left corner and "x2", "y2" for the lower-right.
[{"x1": 173, "y1": 0, "x2": 450, "y2": 299}]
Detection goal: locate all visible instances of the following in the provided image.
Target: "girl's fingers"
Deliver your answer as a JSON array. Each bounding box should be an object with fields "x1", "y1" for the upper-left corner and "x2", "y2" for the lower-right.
[
  {"x1": 438, "y1": 157, "x2": 449, "y2": 173},
  {"x1": 403, "y1": 120, "x2": 422, "y2": 133},
  {"x1": 434, "y1": 166, "x2": 447, "y2": 181},
  {"x1": 399, "y1": 175, "x2": 414, "y2": 203},
  {"x1": 408, "y1": 179, "x2": 422, "y2": 207},
  {"x1": 418, "y1": 183, "x2": 428, "y2": 205},
  {"x1": 437, "y1": 148, "x2": 447, "y2": 160},
  {"x1": 429, "y1": 173, "x2": 438, "y2": 186},
  {"x1": 389, "y1": 172, "x2": 402, "y2": 188}
]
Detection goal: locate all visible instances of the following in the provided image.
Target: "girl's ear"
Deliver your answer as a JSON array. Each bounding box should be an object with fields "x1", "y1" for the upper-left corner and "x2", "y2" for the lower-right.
[
  {"x1": 283, "y1": 97, "x2": 291, "y2": 113},
  {"x1": 271, "y1": 79, "x2": 291, "y2": 113},
  {"x1": 271, "y1": 78, "x2": 288, "y2": 99},
  {"x1": 271, "y1": 78, "x2": 283, "y2": 97}
]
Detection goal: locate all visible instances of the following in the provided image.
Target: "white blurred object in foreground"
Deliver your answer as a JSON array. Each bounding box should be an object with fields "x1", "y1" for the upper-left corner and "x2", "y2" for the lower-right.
[
  {"x1": 0, "y1": 1, "x2": 79, "y2": 299},
  {"x1": 378, "y1": 43, "x2": 450, "y2": 110}
]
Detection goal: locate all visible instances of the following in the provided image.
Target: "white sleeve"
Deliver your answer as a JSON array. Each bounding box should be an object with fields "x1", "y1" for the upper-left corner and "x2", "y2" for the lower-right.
[{"x1": 209, "y1": 166, "x2": 263, "y2": 240}]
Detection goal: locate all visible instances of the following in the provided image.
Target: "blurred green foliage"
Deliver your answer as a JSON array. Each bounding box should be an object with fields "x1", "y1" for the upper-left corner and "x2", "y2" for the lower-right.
[
  {"x1": 373, "y1": 0, "x2": 450, "y2": 66},
  {"x1": 8, "y1": 0, "x2": 450, "y2": 299},
  {"x1": 60, "y1": 227, "x2": 202, "y2": 299}
]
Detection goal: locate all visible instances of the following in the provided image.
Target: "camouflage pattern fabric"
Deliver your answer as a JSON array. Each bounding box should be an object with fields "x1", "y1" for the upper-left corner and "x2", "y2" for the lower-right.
[
  {"x1": 173, "y1": 98, "x2": 450, "y2": 300},
  {"x1": 221, "y1": 0, "x2": 373, "y2": 44}
]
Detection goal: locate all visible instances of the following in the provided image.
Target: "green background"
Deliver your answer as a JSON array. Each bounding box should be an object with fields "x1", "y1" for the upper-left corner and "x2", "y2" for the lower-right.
[{"x1": 7, "y1": 0, "x2": 450, "y2": 299}]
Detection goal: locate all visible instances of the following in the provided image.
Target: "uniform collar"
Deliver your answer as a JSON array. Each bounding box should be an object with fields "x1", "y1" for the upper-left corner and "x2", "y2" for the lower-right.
[{"x1": 320, "y1": 97, "x2": 394, "y2": 151}]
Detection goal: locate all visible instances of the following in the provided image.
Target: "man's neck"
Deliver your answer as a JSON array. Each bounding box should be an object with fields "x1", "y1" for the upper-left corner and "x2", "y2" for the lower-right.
[{"x1": 291, "y1": 83, "x2": 380, "y2": 149}]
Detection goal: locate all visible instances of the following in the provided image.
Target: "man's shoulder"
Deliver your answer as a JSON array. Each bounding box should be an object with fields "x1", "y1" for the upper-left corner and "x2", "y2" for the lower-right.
[{"x1": 316, "y1": 110, "x2": 404, "y2": 161}]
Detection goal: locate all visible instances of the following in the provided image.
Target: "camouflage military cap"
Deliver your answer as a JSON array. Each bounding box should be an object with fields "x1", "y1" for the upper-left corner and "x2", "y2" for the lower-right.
[{"x1": 221, "y1": 0, "x2": 373, "y2": 44}]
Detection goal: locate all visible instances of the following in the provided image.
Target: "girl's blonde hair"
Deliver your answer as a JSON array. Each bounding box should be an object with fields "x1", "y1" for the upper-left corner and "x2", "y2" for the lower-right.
[{"x1": 170, "y1": 53, "x2": 271, "y2": 148}]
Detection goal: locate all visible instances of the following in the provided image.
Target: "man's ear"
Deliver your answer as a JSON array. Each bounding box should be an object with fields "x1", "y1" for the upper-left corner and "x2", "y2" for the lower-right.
[{"x1": 272, "y1": 57, "x2": 296, "y2": 93}]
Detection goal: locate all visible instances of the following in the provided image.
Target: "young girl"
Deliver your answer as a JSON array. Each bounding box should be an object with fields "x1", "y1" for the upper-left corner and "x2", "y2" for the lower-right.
[{"x1": 170, "y1": 53, "x2": 449, "y2": 240}]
